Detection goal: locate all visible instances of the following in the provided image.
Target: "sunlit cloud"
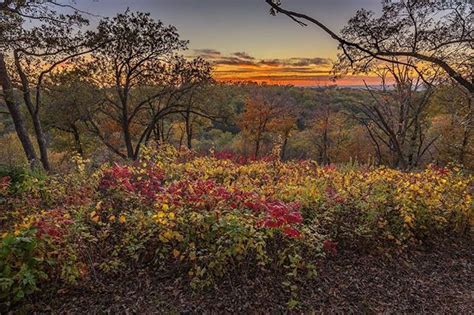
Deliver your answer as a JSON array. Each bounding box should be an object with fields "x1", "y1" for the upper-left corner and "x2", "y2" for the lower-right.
[{"x1": 191, "y1": 49, "x2": 378, "y2": 86}]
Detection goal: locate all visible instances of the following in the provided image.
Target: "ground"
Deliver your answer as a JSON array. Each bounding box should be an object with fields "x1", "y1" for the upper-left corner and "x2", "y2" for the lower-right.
[{"x1": 18, "y1": 237, "x2": 473, "y2": 314}]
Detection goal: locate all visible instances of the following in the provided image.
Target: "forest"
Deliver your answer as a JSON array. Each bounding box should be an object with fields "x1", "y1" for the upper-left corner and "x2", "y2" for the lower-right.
[{"x1": 0, "y1": 0, "x2": 472, "y2": 313}]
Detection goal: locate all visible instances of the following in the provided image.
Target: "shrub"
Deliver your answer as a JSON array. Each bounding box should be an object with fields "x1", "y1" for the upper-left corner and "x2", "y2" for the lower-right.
[
  {"x1": 0, "y1": 228, "x2": 47, "y2": 308},
  {"x1": 0, "y1": 148, "x2": 472, "y2": 309}
]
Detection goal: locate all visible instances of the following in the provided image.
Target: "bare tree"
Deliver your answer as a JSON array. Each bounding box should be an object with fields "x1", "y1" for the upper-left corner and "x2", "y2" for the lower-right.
[
  {"x1": 1, "y1": 0, "x2": 92, "y2": 170},
  {"x1": 265, "y1": 0, "x2": 473, "y2": 93},
  {"x1": 0, "y1": 6, "x2": 38, "y2": 165},
  {"x1": 0, "y1": 51, "x2": 38, "y2": 165},
  {"x1": 83, "y1": 11, "x2": 212, "y2": 160},
  {"x1": 350, "y1": 61, "x2": 439, "y2": 169}
]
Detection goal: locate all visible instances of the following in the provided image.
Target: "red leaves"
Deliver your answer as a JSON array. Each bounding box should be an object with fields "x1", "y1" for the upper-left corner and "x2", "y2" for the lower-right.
[
  {"x1": 99, "y1": 164, "x2": 134, "y2": 192},
  {"x1": 323, "y1": 164, "x2": 337, "y2": 173},
  {"x1": 33, "y1": 208, "x2": 74, "y2": 240},
  {"x1": 283, "y1": 227, "x2": 301, "y2": 238},
  {"x1": 429, "y1": 164, "x2": 450, "y2": 176},
  {"x1": 99, "y1": 163, "x2": 304, "y2": 238},
  {"x1": 0, "y1": 176, "x2": 11, "y2": 194},
  {"x1": 285, "y1": 211, "x2": 303, "y2": 224},
  {"x1": 158, "y1": 178, "x2": 304, "y2": 238},
  {"x1": 323, "y1": 239, "x2": 338, "y2": 255},
  {"x1": 99, "y1": 163, "x2": 164, "y2": 202},
  {"x1": 259, "y1": 201, "x2": 303, "y2": 238}
]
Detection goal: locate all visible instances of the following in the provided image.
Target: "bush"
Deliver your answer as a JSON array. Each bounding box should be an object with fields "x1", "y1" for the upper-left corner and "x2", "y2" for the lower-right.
[
  {"x1": 0, "y1": 148, "x2": 472, "y2": 309},
  {"x1": 0, "y1": 228, "x2": 47, "y2": 308}
]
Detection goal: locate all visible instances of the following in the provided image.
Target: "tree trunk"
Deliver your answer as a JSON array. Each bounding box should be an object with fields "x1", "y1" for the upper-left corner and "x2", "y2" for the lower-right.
[
  {"x1": 121, "y1": 110, "x2": 134, "y2": 160},
  {"x1": 31, "y1": 110, "x2": 50, "y2": 170},
  {"x1": 0, "y1": 53, "x2": 38, "y2": 166},
  {"x1": 322, "y1": 125, "x2": 329, "y2": 165},
  {"x1": 14, "y1": 51, "x2": 50, "y2": 171},
  {"x1": 255, "y1": 141, "x2": 260, "y2": 158},
  {"x1": 186, "y1": 117, "x2": 193, "y2": 150},
  {"x1": 459, "y1": 96, "x2": 472, "y2": 166},
  {"x1": 280, "y1": 131, "x2": 289, "y2": 160},
  {"x1": 71, "y1": 124, "x2": 84, "y2": 156}
]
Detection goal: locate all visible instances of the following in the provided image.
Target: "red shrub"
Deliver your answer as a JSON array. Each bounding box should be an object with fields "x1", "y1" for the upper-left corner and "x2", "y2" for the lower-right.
[
  {"x1": 33, "y1": 208, "x2": 74, "y2": 240},
  {"x1": 159, "y1": 179, "x2": 303, "y2": 238},
  {"x1": 99, "y1": 163, "x2": 164, "y2": 202}
]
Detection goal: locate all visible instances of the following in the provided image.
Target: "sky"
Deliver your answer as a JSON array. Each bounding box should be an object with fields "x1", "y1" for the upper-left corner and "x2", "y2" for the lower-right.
[{"x1": 74, "y1": 0, "x2": 386, "y2": 86}]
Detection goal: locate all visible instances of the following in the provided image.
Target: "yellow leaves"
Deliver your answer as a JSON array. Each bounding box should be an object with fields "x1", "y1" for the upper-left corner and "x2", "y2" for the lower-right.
[
  {"x1": 153, "y1": 211, "x2": 169, "y2": 225},
  {"x1": 159, "y1": 230, "x2": 183, "y2": 242},
  {"x1": 119, "y1": 215, "x2": 126, "y2": 224},
  {"x1": 465, "y1": 194, "x2": 472, "y2": 204},
  {"x1": 154, "y1": 211, "x2": 166, "y2": 220},
  {"x1": 90, "y1": 211, "x2": 100, "y2": 223},
  {"x1": 434, "y1": 215, "x2": 448, "y2": 224},
  {"x1": 233, "y1": 243, "x2": 245, "y2": 255},
  {"x1": 95, "y1": 201, "x2": 102, "y2": 210},
  {"x1": 152, "y1": 203, "x2": 176, "y2": 226},
  {"x1": 403, "y1": 215, "x2": 414, "y2": 226},
  {"x1": 108, "y1": 215, "x2": 116, "y2": 223},
  {"x1": 163, "y1": 230, "x2": 174, "y2": 240}
]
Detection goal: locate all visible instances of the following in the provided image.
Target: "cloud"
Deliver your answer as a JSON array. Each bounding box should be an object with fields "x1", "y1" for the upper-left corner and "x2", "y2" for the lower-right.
[
  {"x1": 191, "y1": 49, "x2": 338, "y2": 86},
  {"x1": 232, "y1": 52, "x2": 255, "y2": 60},
  {"x1": 259, "y1": 57, "x2": 331, "y2": 67},
  {"x1": 192, "y1": 49, "x2": 331, "y2": 68},
  {"x1": 192, "y1": 49, "x2": 256, "y2": 66},
  {"x1": 215, "y1": 68, "x2": 329, "y2": 75},
  {"x1": 289, "y1": 57, "x2": 331, "y2": 66},
  {"x1": 259, "y1": 59, "x2": 281, "y2": 66},
  {"x1": 193, "y1": 49, "x2": 222, "y2": 59}
]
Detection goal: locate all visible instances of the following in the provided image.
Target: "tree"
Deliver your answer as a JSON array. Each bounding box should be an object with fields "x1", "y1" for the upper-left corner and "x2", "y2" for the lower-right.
[
  {"x1": 84, "y1": 11, "x2": 212, "y2": 160},
  {"x1": 238, "y1": 86, "x2": 297, "y2": 158},
  {"x1": 0, "y1": 52, "x2": 38, "y2": 165},
  {"x1": 430, "y1": 84, "x2": 473, "y2": 167},
  {"x1": 0, "y1": 7, "x2": 37, "y2": 166},
  {"x1": 1, "y1": 0, "x2": 91, "y2": 170},
  {"x1": 350, "y1": 61, "x2": 439, "y2": 169},
  {"x1": 0, "y1": 0, "x2": 79, "y2": 20},
  {"x1": 266, "y1": 0, "x2": 473, "y2": 93},
  {"x1": 43, "y1": 68, "x2": 101, "y2": 156}
]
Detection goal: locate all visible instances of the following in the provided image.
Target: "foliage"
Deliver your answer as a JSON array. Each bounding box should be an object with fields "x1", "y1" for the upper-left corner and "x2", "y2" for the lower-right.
[
  {"x1": 0, "y1": 228, "x2": 47, "y2": 307},
  {"x1": 0, "y1": 148, "x2": 472, "y2": 309}
]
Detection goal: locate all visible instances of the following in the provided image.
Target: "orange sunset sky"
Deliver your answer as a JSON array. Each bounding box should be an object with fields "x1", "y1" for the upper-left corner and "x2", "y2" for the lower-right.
[{"x1": 72, "y1": 0, "x2": 386, "y2": 87}]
